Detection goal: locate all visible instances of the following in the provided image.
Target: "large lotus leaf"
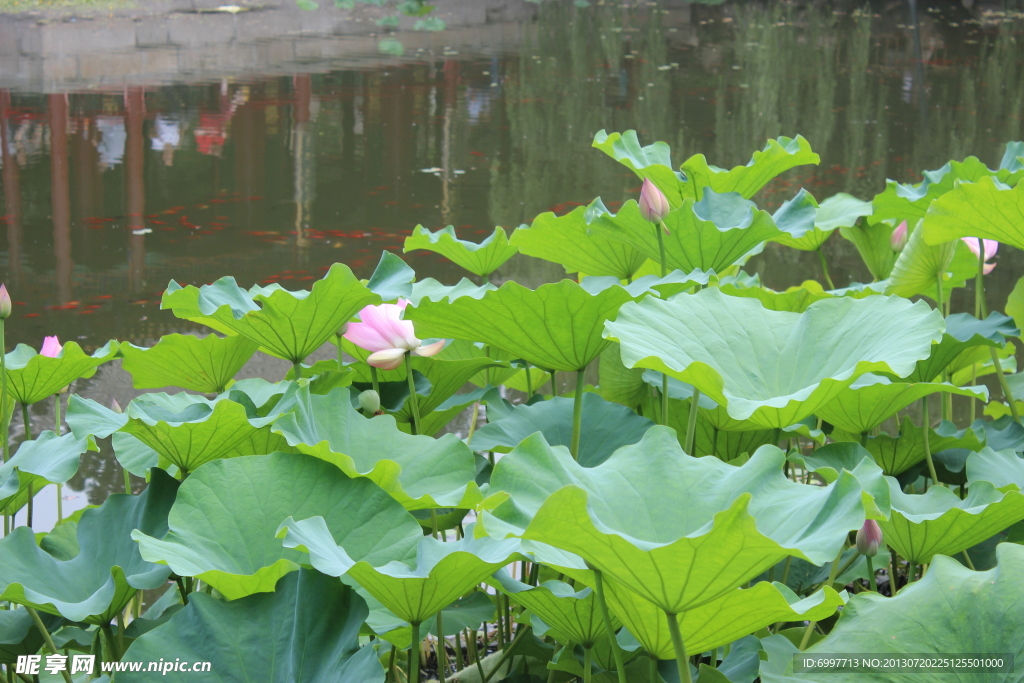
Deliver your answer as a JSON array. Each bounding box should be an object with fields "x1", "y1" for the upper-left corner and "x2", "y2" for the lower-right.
[
  {"x1": 839, "y1": 218, "x2": 900, "y2": 282},
  {"x1": 879, "y1": 478, "x2": 1024, "y2": 564},
  {"x1": 772, "y1": 190, "x2": 871, "y2": 251},
  {"x1": 4, "y1": 341, "x2": 118, "y2": 405},
  {"x1": 905, "y1": 312, "x2": 1017, "y2": 383},
  {"x1": 883, "y1": 220, "x2": 955, "y2": 301},
  {"x1": 872, "y1": 156, "x2": 1023, "y2": 224},
  {"x1": 278, "y1": 518, "x2": 520, "y2": 624},
  {"x1": 815, "y1": 374, "x2": 987, "y2": 434},
  {"x1": 132, "y1": 452, "x2": 420, "y2": 600},
  {"x1": 604, "y1": 577, "x2": 845, "y2": 660},
  {"x1": 119, "y1": 334, "x2": 258, "y2": 393},
  {"x1": 772, "y1": 544, "x2": 1024, "y2": 683},
  {"x1": 922, "y1": 174, "x2": 1024, "y2": 250},
  {"x1": 271, "y1": 386, "x2": 482, "y2": 510},
  {"x1": 470, "y1": 393, "x2": 655, "y2": 467},
  {"x1": 404, "y1": 225, "x2": 517, "y2": 277},
  {"x1": 966, "y1": 447, "x2": 1024, "y2": 488},
  {"x1": 510, "y1": 205, "x2": 648, "y2": 279},
  {"x1": 1, "y1": 430, "x2": 96, "y2": 485},
  {"x1": 479, "y1": 428, "x2": 874, "y2": 614},
  {"x1": 591, "y1": 130, "x2": 686, "y2": 205},
  {"x1": 161, "y1": 263, "x2": 379, "y2": 362},
  {"x1": 0, "y1": 469, "x2": 177, "y2": 623},
  {"x1": 406, "y1": 279, "x2": 635, "y2": 372},
  {"x1": 679, "y1": 135, "x2": 819, "y2": 200},
  {"x1": 606, "y1": 288, "x2": 943, "y2": 429},
  {"x1": 122, "y1": 568, "x2": 384, "y2": 683},
  {"x1": 588, "y1": 191, "x2": 783, "y2": 274},
  {"x1": 720, "y1": 280, "x2": 883, "y2": 314},
  {"x1": 121, "y1": 393, "x2": 293, "y2": 474},
  {"x1": 831, "y1": 418, "x2": 985, "y2": 476},
  {"x1": 488, "y1": 572, "x2": 612, "y2": 647}
]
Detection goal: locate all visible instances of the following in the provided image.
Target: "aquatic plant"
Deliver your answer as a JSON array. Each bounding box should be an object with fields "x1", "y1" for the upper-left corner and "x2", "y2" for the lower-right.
[{"x1": 1, "y1": 132, "x2": 1023, "y2": 683}]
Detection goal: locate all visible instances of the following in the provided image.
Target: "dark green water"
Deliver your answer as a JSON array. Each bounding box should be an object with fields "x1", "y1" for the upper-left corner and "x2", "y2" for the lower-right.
[{"x1": 2, "y1": 0, "x2": 1024, "y2": 524}]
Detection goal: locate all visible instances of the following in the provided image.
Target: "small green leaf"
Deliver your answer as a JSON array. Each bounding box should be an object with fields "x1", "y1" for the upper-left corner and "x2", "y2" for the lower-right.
[
  {"x1": 404, "y1": 225, "x2": 517, "y2": 277},
  {"x1": 367, "y1": 251, "x2": 415, "y2": 301},
  {"x1": 922, "y1": 174, "x2": 1024, "y2": 250}
]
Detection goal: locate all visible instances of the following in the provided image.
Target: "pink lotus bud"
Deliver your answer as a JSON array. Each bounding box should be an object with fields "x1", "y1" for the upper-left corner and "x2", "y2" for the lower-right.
[
  {"x1": 110, "y1": 399, "x2": 122, "y2": 414},
  {"x1": 961, "y1": 237, "x2": 999, "y2": 274},
  {"x1": 40, "y1": 336, "x2": 62, "y2": 358},
  {"x1": 856, "y1": 519, "x2": 883, "y2": 557},
  {"x1": 890, "y1": 221, "x2": 908, "y2": 252},
  {"x1": 638, "y1": 178, "x2": 670, "y2": 224},
  {"x1": 0, "y1": 284, "x2": 10, "y2": 319}
]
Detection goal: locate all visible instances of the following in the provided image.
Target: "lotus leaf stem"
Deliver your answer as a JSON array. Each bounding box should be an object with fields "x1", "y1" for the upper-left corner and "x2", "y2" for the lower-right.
[
  {"x1": 23, "y1": 403, "x2": 32, "y2": 528},
  {"x1": 26, "y1": 607, "x2": 72, "y2": 683},
  {"x1": 429, "y1": 509, "x2": 439, "y2": 539},
  {"x1": 101, "y1": 623, "x2": 118, "y2": 662},
  {"x1": 409, "y1": 621, "x2": 421, "y2": 683},
  {"x1": 801, "y1": 544, "x2": 846, "y2": 649},
  {"x1": 664, "y1": 611, "x2": 691, "y2": 683},
  {"x1": 907, "y1": 561, "x2": 917, "y2": 584},
  {"x1": 387, "y1": 644, "x2": 398, "y2": 682},
  {"x1": 436, "y1": 609, "x2": 446, "y2": 683},
  {"x1": 583, "y1": 646, "x2": 593, "y2": 683},
  {"x1": 454, "y1": 629, "x2": 463, "y2": 672},
  {"x1": 549, "y1": 370, "x2": 557, "y2": 397},
  {"x1": 817, "y1": 248, "x2": 835, "y2": 290},
  {"x1": 865, "y1": 556, "x2": 877, "y2": 592},
  {"x1": 124, "y1": 466, "x2": 132, "y2": 495},
  {"x1": 175, "y1": 576, "x2": 189, "y2": 604},
  {"x1": 466, "y1": 402, "x2": 480, "y2": 442},
  {"x1": 781, "y1": 556, "x2": 792, "y2": 585},
  {"x1": 920, "y1": 396, "x2": 940, "y2": 487},
  {"x1": 468, "y1": 628, "x2": 485, "y2": 681},
  {"x1": 961, "y1": 550, "x2": 976, "y2": 571},
  {"x1": 53, "y1": 394, "x2": 62, "y2": 521},
  {"x1": 988, "y1": 348, "x2": 1020, "y2": 421},
  {"x1": 592, "y1": 569, "x2": 627, "y2": 683},
  {"x1": 404, "y1": 353, "x2": 422, "y2": 435},
  {"x1": 525, "y1": 361, "x2": 533, "y2": 397},
  {"x1": 684, "y1": 388, "x2": 700, "y2": 455},
  {"x1": 648, "y1": 655, "x2": 658, "y2": 682},
  {"x1": 291, "y1": 360, "x2": 301, "y2": 381},
  {"x1": 660, "y1": 375, "x2": 669, "y2": 427},
  {"x1": 570, "y1": 368, "x2": 585, "y2": 460}
]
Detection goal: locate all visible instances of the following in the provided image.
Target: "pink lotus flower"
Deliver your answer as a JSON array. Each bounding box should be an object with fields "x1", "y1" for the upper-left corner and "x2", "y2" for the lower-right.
[
  {"x1": 890, "y1": 221, "x2": 909, "y2": 252},
  {"x1": 638, "y1": 178, "x2": 671, "y2": 225},
  {"x1": 344, "y1": 299, "x2": 444, "y2": 370},
  {"x1": 40, "y1": 336, "x2": 62, "y2": 358},
  {"x1": 856, "y1": 519, "x2": 883, "y2": 557},
  {"x1": 961, "y1": 237, "x2": 998, "y2": 274}
]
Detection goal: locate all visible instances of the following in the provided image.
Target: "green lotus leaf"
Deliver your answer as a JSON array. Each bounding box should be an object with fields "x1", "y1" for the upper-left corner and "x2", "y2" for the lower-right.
[
  {"x1": 604, "y1": 577, "x2": 845, "y2": 659},
  {"x1": 407, "y1": 277, "x2": 496, "y2": 305},
  {"x1": 488, "y1": 572, "x2": 613, "y2": 647},
  {"x1": 480, "y1": 428, "x2": 875, "y2": 614},
  {"x1": 360, "y1": 589, "x2": 496, "y2": 648},
  {"x1": 406, "y1": 279, "x2": 635, "y2": 372},
  {"x1": 4, "y1": 341, "x2": 118, "y2": 405},
  {"x1": 0, "y1": 466, "x2": 45, "y2": 516},
  {"x1": 132, "y1": 452, "x2": 420, "y2": 600},
  {"x1": 588, "y1": 191, "x2": 783, "y2": 274},
  {"x1": 121, "y1": 392, "x2": 294, "y2": 475},
  {"x1": 2, "y1": 431, "x2": 97, "y2": 485},
  {"x1": 470, "y1": 393, "x2": 655, "y2": 467},
  {"x1": 966, "y1": 447, "x2": 1024, "y2": 489},
  {"x1": 1007, "y1": 276, "x2": 1024, "y2": 335},
  {"x1": 793, "y1": 442, "x2": 891, "y2": 517},
  {"x1": 871, "y1": 156, "x2": 1023, "y2": 225},
  {"x1": 831, "y1": 418, "x2": 985, "y2": 476},
  {"x1": 815, "y1": 374, "x2": 987, "y2": 434},
  {"x1": 774, "y1": 544, "x2": 1024, "y2": 683},
  {"x1": 885, "y1": 223, "x2": 978, "y2": 302},
  {"x1": 592, "y1": 130, "x2": 818, "y2": 203},
  {"x1": 0, "y1": 609, "x2": 63, "y2": 665},
  {"x1": 839, "y1": 218, "x2": 899, "y2": 281},
  {"x1": 905, "y1": 312, "x2": 1017, "y2": 382},
  {"x1": 879, "y1": 478, "x2": 1024, "y2": 564},
  {"x1": 772, "y1": 190, "x2": 871, "y2": 251},
  {"x1": 597, "y1": 344, "x2": 649, "y2": 409},
  {"x1": 161, "y1": 263, "x2": 379, "y2": 362},
  {"x1": 947, "y1": 338, "x2": 1017, "y2": 387},
  {"x1": 366, "y1": 251, "x2": 415, "y2": 301},
  {"x1": 271, "y1": 386, "x2": 483, "y2": 510},
  {"x1": 581, "y1": 270, "x2": 713, "y2": 300},
  {"x1": 278, "y1": 518, "x2": 520, "y2": 624},
  {"x1": 720, "y1": 279, "x2": 883, "y2": 314},
  {"x1": 122, "y1": 568, "x2": 384, "y2": 682},
  {"x1": 606, "y1": 288, "x2": 943, "y2": 429},
  {"x1": 437, "y1": 339, "x2": 546, "y2": 394},
  {"x1": 922, "y1": 174, "x2": 1024, "y2": 250},
  {"x1": 0, "y1": 470, "x2": 177, "y2": 623},
  {"x1": 66, "y1": 395, "x2": 128, "y2": 438},
  {"x1": 404, "y1": 225, "x2": 517, "y2": 277},
  {"x1": 510, "y1": 205, "x2": 648, "y2": 279},
  {"x1": 119, "y1": 334, "x2": 258, "y2": 393}
]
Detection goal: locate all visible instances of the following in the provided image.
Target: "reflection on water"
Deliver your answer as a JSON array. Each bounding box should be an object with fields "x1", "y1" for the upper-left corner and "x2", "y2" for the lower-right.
[{"x1": 2, "y1": 0, "x2": 1024, "y2": 526}]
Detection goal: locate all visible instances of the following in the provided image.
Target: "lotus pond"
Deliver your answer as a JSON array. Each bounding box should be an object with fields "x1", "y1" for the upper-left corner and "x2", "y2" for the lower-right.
[{"x1": 0, "y1": 123, "x2": 1023, "y2": 683}]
